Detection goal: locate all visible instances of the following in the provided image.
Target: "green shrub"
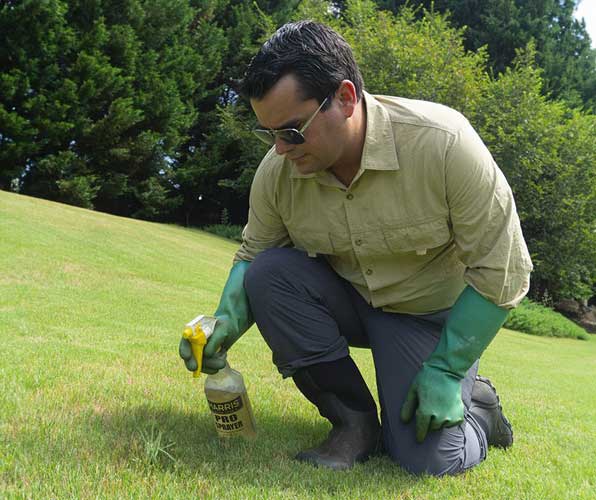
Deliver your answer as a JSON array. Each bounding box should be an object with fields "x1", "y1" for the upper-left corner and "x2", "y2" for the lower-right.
[
  {"x1": 505, "y1": 299, "x2": 590, "y2": 340},
  {"x1": 202, "y1": 224, "x2": 243, "y2": 243}
]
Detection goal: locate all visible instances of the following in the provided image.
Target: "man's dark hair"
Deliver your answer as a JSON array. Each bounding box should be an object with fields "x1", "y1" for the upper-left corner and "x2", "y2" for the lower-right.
[{"x1": 240, "y1": 21, "x2": 363, "y2": 108}]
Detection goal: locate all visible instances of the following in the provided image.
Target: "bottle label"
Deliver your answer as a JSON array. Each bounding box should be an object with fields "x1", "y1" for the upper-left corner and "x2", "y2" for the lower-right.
[
  {"x1": 208, "y1": 395, "x2": 243, "y2": 415},
  {"x1": 206, "y1": 391, "x2": 256, "y2": 438}
]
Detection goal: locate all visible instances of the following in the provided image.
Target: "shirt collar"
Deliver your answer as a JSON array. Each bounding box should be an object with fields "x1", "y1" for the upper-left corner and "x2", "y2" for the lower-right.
[
  {"x1": 360, "y1": 91, "x2": 400, "y2": 172},
  {"x1": 288, "y1": 90, "x2": 400, "y2": 179}
]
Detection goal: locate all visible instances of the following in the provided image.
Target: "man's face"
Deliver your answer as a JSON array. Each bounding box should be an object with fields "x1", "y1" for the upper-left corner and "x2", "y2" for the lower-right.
[{"x1": 250, "y1": 74, "x2": 344, "y2": 175}]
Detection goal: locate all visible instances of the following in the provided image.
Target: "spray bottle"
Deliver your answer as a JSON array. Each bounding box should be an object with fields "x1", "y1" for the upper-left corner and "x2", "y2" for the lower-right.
[{"x1": 183, "y1": 314, "x2": 257, "y2": 439}]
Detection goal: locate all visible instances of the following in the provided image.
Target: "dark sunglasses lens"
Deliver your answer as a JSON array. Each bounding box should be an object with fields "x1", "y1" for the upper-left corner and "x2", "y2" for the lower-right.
[
  {"x1": 253, "y1": 128, "x2": 305, "y2": 146},
  {"x1": 278, "y1": 129, "x2": 305, "y2": 145}
]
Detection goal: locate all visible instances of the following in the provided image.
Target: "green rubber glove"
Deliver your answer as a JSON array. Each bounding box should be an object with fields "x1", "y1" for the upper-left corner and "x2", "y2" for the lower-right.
[
  {"x1": 179, "y1": 260, "x2": 253, "y2": 374},
  {"x1": 400, "y1": 286, "x2": 509, "y2": 442}
]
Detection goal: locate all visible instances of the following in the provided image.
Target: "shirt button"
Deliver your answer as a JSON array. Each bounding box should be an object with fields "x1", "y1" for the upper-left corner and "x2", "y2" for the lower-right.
[
  {"x1": 365, "y1": 268, "x2": 373, "y2": 275},
  {"x1": 355, "y1": 239, "x2": 362, "y2": 246},
  {"x1": 346, "y1": 193, "x2": 354, "y2": 200}
]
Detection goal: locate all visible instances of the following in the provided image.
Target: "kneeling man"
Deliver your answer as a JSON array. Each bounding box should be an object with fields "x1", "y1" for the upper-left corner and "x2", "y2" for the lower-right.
[{"x1": 180, "y1": 20, "x2": 532, "y2": 475}]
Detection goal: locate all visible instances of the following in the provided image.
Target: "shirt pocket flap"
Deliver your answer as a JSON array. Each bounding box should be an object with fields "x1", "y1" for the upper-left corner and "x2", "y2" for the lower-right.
[
  {"x1": 383, "y1": 218, "x2": 451, "y2": 255},
  {"x1": 291, "y1": 231, "x2": 334, "y2": 257}
]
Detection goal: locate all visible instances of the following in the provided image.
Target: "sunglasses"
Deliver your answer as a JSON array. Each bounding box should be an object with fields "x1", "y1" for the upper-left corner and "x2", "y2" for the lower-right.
[{"x1": 252, "y1": 96, "x2": 330, "y2": 146}]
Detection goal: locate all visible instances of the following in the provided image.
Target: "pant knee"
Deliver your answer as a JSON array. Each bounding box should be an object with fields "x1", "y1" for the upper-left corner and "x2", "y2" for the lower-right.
[
  {"x1": 244, "y1": 248, "x2": 297, "y2": 297},
  {"x1": 384, "y1": 426, "x2": 470, "y2": 477},
  {"x1": 243, "y1": 248, "x2": 350, "y2": 376}
]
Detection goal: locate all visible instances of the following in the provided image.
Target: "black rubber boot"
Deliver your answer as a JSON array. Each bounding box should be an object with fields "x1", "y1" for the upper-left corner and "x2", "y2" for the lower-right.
[
  {"x1": 292, "y1": 363, "x2": 381, "y2": 470},
  {"x1": 469, "y1": 376, "x2": 514, "y2": 449}
]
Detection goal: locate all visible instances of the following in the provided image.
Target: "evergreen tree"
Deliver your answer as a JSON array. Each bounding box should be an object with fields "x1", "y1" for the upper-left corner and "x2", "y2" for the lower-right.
[
  {"x1": 1, "y1": 0, "x2": 78, "y2": 196},
  {"x1": 1, "y1": 0, "x2": 226, "y2": 219},
  {"x1": 171, "y1": 0, "x2": 276, "y2": 226}
]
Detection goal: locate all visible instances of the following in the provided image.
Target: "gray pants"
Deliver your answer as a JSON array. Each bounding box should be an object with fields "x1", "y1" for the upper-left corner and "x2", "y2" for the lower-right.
[{"x1": 244, "y1": 248, "x2": 488, "y2": 476}]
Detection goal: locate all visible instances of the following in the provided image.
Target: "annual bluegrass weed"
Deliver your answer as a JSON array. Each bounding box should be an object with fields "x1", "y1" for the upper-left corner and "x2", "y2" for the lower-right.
[{"x1": 136, "y1": 423, "x2": 176, "y2": 467}]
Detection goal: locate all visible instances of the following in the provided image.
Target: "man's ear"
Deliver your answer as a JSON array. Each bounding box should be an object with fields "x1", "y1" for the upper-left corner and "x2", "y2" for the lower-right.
[{"x1": 336, "y1": 80, "x2": 358, "y2": 118}]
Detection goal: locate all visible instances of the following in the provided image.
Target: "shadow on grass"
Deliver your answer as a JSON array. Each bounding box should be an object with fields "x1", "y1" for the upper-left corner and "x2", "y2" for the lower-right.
[{"x1": 91, "y1": 403, "x2": 418, "y2": 495}]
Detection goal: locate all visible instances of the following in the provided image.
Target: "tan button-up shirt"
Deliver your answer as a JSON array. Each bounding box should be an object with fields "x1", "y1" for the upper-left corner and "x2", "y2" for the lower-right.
[{"x1": 235, "y1": 91, "x2": 533, "y2": 314}]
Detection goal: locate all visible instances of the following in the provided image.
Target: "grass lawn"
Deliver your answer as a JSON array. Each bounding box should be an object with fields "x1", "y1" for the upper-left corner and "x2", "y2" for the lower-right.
[{"x1": 1, "y1": 190, "x2": 595, "y2": 499}]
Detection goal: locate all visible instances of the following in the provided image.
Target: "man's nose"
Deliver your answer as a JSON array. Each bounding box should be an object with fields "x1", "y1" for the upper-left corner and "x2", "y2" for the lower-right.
[{"x1": 275, "y1": 137, "x2": 294, "y2": 156}]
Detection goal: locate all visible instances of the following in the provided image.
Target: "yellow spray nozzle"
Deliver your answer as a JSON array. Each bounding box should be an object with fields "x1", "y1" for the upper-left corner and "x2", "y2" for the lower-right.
[{"x1": 183, "y1": 324, "x2": 208, "y2": 378}]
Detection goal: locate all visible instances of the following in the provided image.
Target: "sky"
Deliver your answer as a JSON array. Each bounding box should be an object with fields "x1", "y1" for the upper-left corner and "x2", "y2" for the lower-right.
[{"x1": 575, "y1": 0, "x2": 596, "y2": 48}]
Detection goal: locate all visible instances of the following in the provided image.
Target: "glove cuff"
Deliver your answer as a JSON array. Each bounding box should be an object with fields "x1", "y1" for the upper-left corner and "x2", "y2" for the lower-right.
[{"x1": 427, "y1": 286, "x2": 509, "y2": 378}]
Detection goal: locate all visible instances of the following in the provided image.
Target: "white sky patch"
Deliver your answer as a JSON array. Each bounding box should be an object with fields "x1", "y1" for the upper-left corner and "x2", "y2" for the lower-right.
[{"x1": 575, "y1": 0, "x2": 596, "y2": 48}]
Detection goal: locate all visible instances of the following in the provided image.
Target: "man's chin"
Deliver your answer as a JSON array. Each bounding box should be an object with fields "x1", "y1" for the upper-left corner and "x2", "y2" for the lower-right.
[
  {"x1": 292, "y1": 155, "x2": 319, "y2": 173},
  {"x1": 290, "y1": 154, "x2": 306, "y2": 164}
]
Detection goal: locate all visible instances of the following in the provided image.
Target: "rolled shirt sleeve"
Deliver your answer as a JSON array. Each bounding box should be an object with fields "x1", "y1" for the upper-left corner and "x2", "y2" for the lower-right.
[{"x1": 445, "y1": 123, "x2": 533, "y2": 308}]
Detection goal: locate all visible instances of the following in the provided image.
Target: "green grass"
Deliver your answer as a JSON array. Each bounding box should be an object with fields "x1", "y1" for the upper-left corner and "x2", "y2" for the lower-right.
[{"x1": 1, "y1": 189, "x2": 595, "y2": 499}]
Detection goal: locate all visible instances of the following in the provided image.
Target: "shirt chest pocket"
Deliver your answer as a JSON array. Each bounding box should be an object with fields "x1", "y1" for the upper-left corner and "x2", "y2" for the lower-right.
[
  {"x1": 382, "y1": 218, "x2": 452, "y2": 255},
  {"x1": 291, "y1": 231, "x2": 335, "y2": 257}
]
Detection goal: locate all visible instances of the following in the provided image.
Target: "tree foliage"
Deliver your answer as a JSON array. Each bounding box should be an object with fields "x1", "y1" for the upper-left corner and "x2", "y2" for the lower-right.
[
  {"x1": 1, "y1": 0, "x2": 226, "y2": 219},
  {"x1": 172, "y1": 0, "x2": 274, "y2": 226},
  {"x1": 374, "y1": 0, "x2": 596, "y2": 110},
  {"x1": 475, "y1": 45, "x2": 596, "y2": 300}
]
